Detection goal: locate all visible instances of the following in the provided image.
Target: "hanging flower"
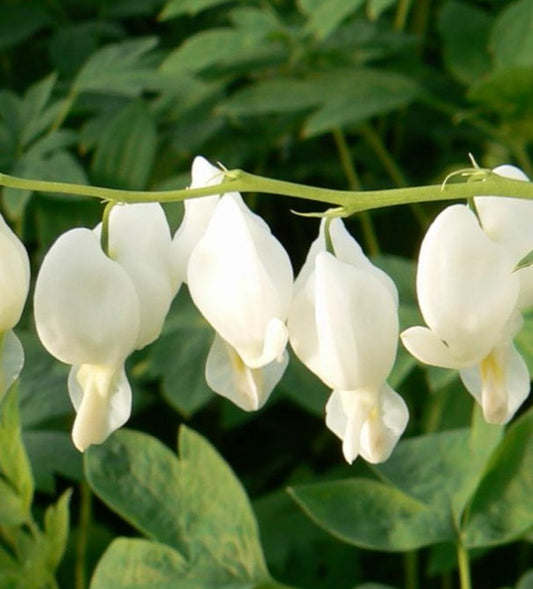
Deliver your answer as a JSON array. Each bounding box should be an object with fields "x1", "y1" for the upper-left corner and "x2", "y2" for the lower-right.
[
  {"x1": 0, "y1": 214, "x2": 30, "y2": 395},
  {"x1": 475, "y1": 165, "x2": 533, "y2": 309},
  {"x1": 170, "y1": 156, "x2": 227, "y2": 286},
  {"x1": 288, "y1": 219, "x2": 407, "y2": 464},
  {"x1": 187, "y1": 191, "x2": 293, "y2": 411},
  {"x1": 401, "y1": 204, "x2": 529, "y2": 425},
  {"x1": 34, "y1": 203, "x2": 175, "y2": 451}
]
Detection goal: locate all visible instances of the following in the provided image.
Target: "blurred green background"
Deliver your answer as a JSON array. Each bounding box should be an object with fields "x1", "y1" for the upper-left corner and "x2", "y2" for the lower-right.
[{"x1": 2, "y1": 1, "x2": 533, "y2": 588}]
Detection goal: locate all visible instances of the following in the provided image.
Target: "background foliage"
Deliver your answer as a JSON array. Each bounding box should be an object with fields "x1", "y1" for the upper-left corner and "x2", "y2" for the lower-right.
[{"x1": 1, "y1": 0, "x2": 533, "y2": 587}]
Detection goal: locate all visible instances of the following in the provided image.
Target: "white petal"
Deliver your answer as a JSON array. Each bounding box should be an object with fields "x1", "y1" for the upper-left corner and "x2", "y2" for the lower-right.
[
  {"x1": 328, "y1": 219, "x2": 398, "y2": 306},
  {"x1": 475, "y1": 167, "x2": 533, "y2": 309},
  {"x1": 34, "y1": 228, "x2": 140, "y2": 366},
  {"x1": 0, "y1": 330, "x2": 24, "y2": 397},
  {"x1": 401, "y1": 326, "x2": 475, "y2": 369},
  {"x1": 68, "y1": 363, "x2": 132, "y2": 451},
  {"x1": 205, "y1": 333, "x2": 288, "y2": 411},
  {"x1": 313, "y1": 252, "x2": 398, "y2": 390},
  {"x1": 0, "y1": 215, "x2": 29, "y2": 331},
  {"x1": 359, "y1": 383, "x2": 409, "y2": 464},
  {"x1": 170, "y1": 157, "x2": 230, "y2": 285},
  {"x1": 188, "y1": 193, "x2": 293, "y2": 364},
  {"x1": 325, "y1": 389, "x2": 374, "y2": 464},
  {"x1": 294, "y1": 218, "x2": 398, "y2": 306},
  {"x1": 416, "y1": 204, "x2": 519, "y2": 360},
  {"x1": 96, "y1": 203, "x2": 175, "y2": 349},
  {"x1": 460, "y1": 342, "x2": 530, "y2": 424}
]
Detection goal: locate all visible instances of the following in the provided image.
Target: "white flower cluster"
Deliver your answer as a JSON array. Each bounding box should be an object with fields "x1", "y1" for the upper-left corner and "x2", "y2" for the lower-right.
[{"x1": 11, "y1": 158, "x2": 530, "y2": 461}]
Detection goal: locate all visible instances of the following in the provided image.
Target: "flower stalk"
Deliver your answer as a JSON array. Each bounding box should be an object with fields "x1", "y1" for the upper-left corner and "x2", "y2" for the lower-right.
[{"x1": 3, "y1": 169, "x2": 533, "y2": 213}]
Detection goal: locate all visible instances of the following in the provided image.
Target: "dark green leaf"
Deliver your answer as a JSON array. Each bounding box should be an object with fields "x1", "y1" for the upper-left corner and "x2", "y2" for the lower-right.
[
  {"x1": 90, "y1": 538, "x2": 188, "y2": 589},
  {"x1": 0, "y1": 5, "x2": 52, "y2": 51},
  {"x1": 44, "y1": 488, "x2": 72, "y2": 571},
  {"x1": 85, "y1": 427, "x2": 270, "y2": 584},
  {"x1": 438, "y1": 1, "x2": 492, "y2": 85},
  {"x1": 464, "y1": 407, "x2": 533, "y2": 547},
  {"x1": 0, "y1": 385, "x2": 33, "y2": 526},
  {"x1": 490, "y1": 0, "x2": 533, "y2": 69},
  {"x1": 92, "y1": 101, "x2": 157, "y2": 190}
]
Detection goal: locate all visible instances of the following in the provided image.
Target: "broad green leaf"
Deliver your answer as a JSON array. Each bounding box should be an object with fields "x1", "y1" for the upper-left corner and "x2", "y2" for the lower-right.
[
  {"x1": 464, "y1": 407, "x2": 533, "y2": 548},
  {"x1": 161, "y1": 29, "x2": 269, "y2": 76},
  {"x1": 304, "y1": 0, "x2": 365, "y2": 40},
  {"x1": 219, "y1": 79, "x2": 323, "y2": 116},
  {"x1": 490, "y1": 0, "x2": 533, "y2": 69},
  {"x1": 0, "y1": 385, "x2": 33, "y2": 525},
  {"x1": 91, "y1": 101, "x2": 157, "y2": 190},
  {"x1": 85, "y1": 427, "x2": 270, "y2": 584},
  {"x1": 289, "y1": 478, "x2": 441, "y2": 551},
  {"x1": 101, "y1": 0, "x2": 164, "y2": 18},
  {"x1": 303, "y1": 70, "x2": 419, "y2": 137},
  {"x1": 376, "y1": 412, "x2": 502, "y2": 526},
  {"x1": 159, "y1": 0, "x2": 235, "y2": 20},
  {"x1": 74, "y1": 38, "x2": 160, "y2": 97},
  {"x1": 146, "y1": 291, "x2": 214, "y2": 417},
  {"x1": 90, "y1": 538, "x2": 188, "y2": 589},
  {"x1": 44, "y1": 488, "x2": 72, "y2": 571},
  {"x1": 438, "y1": 1, "x2": 492, "y2": 85},
  {"x1": 291, "y1": 412, "x2": 502, "y2": 551}
]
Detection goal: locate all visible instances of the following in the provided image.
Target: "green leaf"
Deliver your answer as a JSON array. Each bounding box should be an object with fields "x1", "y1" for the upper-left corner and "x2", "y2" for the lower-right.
[
  {"x1": 219, "y1": 79, "x2": 323, "y2": 116},
  {"x1": 303, "y1": 69, "x2": 420, "y2": 137},
  {"x1": 438, "y1": 1, "x2": 492, "y2": 85},
  {"x1": 289, "y1": 478, "x2": 439, "y2": 551},
  {"x1": 74, "y1": 38, "x2": 160, "y2": 97},
  {"x1": 490, "y1": 0, "x2": 533, "y2": 69},
  {"x1": 304, "y1": 0, "x2": 365, "y2": 40},
  {"x1": 85, "y1": 427, "x2": 270, "y2": 584},
  {"x1": 291, "y1": 414, "x2": 502, "y2": 551},
  {"x1": 515, "y1": 248, "x2": 533, "y2": 272},
  {"x1": 44, "y1": 488, "x2": 72, "y2": 571},
  {"x1": 161, "y1": 29, "x2": 268, "y2": 76},
  {"x1": 0, "y1": 385, "x2": 33, "y2": 526},
  {"x1": 92, "y1": 101, "x2": 157, "y2": 190},
  {"x1": 464, "y1": 407, "x2": 533, "y2": 547},
  {"x1": 159, "y1": 0, "x2": 235, "y2": 20},
  {"x1": 90, "y1": 538, "x2": 189, "y2": 589}
]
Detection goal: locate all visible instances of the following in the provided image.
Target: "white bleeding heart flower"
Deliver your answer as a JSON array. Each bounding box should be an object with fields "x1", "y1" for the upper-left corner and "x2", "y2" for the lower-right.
[
  {"x1": 401, "y1": 204, "x2": 529, "y2": 425},
  {"x1": 34, "y1": 228, "x2": 140, "y2": 451},
  {"x1": 187, "y1": 191, "x2": 293, "y2": 411},
  {"x1": 35, "y1": 203, "x2": 175, "y2": 451},
  {"x1": 0, "y1": 214, "x2": 30, "y2": 395},
  {"x1": 288, "y1": 219, "x2": 407, "y2": 464},
  {"x1": 475, "y1": 164, "x2": 533, "y2": 309}
]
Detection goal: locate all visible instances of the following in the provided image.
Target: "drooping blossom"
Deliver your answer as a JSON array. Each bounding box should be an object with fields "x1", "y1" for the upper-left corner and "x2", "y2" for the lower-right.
[
  {"x1": 187, "y1": 190, "x2": 293, "y2": 411},
  {"x1": 401, "y1": 204, "x2": 529, "y2": 424},
  {"x1": 289, "y1": 219, "x2": 408, "y2": 464},
  {"x1": 34, "y1": 203, "x2": 174, "y2": 451}
]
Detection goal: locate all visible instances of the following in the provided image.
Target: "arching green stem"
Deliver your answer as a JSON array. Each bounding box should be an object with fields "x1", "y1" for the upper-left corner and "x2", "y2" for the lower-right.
[{"x1": 2, "y1": 169, "x2": 533, "y2": 213}]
